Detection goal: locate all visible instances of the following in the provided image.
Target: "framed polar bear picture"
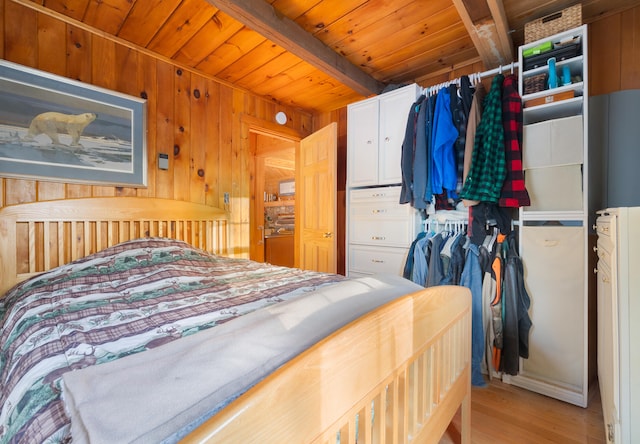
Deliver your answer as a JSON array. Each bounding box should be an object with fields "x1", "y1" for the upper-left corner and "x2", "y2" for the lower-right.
[{"x1": 0, "y1": 60, "x2": 147, "y2": 187}]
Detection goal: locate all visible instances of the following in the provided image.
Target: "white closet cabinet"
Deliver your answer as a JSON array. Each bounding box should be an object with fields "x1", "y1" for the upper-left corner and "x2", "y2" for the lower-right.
[
  {"x1": 510, "y1": 25, "x2": 592, "y2": 407},
  {"x1": 347, "y1": 84, "x2": 419, "y2": 188},
  {"x1": 595, "y1": 208, "x2": 640, "y2": 444},
  {"x1": 346, "y1": 84, "x2": 421, "y2": 277}
]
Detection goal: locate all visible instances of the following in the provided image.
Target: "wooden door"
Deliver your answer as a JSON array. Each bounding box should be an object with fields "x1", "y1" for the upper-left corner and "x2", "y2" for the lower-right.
[
  {"x1": 296, "y1": 123, "x2": 337, "y2": 273},
  {"x1": 251, "y1": 156, "x2": 266, "y2": 262}
]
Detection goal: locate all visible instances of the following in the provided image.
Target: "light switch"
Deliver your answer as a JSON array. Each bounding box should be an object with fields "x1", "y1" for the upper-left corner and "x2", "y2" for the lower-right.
[{"x1": 158, "y1": 153, "x2": 169, "y2": 170}]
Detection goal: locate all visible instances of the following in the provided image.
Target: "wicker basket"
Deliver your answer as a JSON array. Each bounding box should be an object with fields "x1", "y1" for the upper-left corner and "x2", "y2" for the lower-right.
[
  {"x1": 524, "y1": 73, "x2": 547, "y2": 95},
  {"x1": 524, "y1": 4, "x2": 582, "y2": 43}
]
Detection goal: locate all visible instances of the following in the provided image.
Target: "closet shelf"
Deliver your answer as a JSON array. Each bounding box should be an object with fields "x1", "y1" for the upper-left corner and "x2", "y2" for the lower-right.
[
  {"x1": 522, "y1": 55, "x2": 584, "y2": 79},
  {"x1": 264, "y1": 200, "x2": 294, "y2": 207},
  {"x1": 523, "y1": 96, "x2": 583, "y2": 124}
]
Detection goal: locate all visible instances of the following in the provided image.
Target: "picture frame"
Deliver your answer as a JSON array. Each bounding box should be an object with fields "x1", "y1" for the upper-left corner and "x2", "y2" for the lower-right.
[
  {"x1": 279, "y1": 179, "x2": 295, "y2": 196},
  {"x1": 0, "y1": 60, "x2": 147, "y2": 187}
]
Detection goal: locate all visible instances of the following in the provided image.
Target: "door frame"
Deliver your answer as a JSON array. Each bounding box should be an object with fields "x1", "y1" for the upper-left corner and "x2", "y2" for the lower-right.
[{"x1": 241, "y1": 114, "x2": 306, "y2": 262}]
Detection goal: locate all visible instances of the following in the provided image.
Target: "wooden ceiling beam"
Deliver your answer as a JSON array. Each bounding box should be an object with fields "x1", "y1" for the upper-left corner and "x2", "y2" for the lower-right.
[
  {"x1": 452, "y1": 0, "x2": 514, "y2": 69},
  {"x1": 205, "y1": 0, "x2": 386, "y2": 96}
]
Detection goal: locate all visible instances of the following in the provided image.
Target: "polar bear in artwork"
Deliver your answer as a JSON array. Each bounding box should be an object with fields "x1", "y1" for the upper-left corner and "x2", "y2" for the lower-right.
[{"x1": 24, "y1": 112, "x2": 96, "y2": 146}]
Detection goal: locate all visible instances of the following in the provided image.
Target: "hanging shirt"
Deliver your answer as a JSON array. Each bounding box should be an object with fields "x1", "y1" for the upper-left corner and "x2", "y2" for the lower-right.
[
  {"x1": 462, "y1": 83, "x2": 486, "y2": 207},
  {"x1": 431, "y1": 88, "x2": 459, "y2": 197},
  {"x1": 499, "y1": 74, "x2": 531, "y2": 208},
  {"x1": 400, "y1": 95, "x2": 426, "y2": 206},
  {"x1": 450, "y1": 76, "x2": 474, "y2": 194},
  {"x1": 460, "y1": 74, "x2": 507, "y2": 204}
]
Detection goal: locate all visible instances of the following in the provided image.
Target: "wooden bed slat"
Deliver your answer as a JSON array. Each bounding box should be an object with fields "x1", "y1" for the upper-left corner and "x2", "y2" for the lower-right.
[{"x1": 0, "y1": 198, "x2": 229, "y2": 296}]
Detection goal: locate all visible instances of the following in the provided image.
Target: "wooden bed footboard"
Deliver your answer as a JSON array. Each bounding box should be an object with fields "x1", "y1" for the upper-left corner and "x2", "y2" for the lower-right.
[
  {"x1": 183, "y1": 285, "x2": 472, "y2": 444},
  {"x1": 0, "y1": 197, "x2": 228, "y2": 296}
]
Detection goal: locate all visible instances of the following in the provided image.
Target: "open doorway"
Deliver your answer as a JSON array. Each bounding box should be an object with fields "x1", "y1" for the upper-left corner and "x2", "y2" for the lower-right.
[{"x1": 252, "y1": 133, "x2": 297, "y2": 266}]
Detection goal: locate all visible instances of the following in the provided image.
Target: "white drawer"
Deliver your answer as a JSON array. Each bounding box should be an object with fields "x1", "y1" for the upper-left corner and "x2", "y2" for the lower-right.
[
  {"x1": 596, "y1": 215, "x2": 614, "y2": 243},
  {"x1": 349, "y1": 199, "x2": 412, "y2": 218},
  {"x1": 349, "y1": 217, "x2": 413, "y2": 246},
  {"x1": 524, "y1": 164, "x2": 583, "y2": 211},
  {"x1": 523, "y1": 115, "x2": 584, "y2": 169},
  {"x1": 348, "y1": 245, "x2": 408, "y2": 275},
  {"x1": 350, "y1": 186, "x2": 401, "y2": 203},
  {"x1": 596, "y1": 238, "x2": 613, "y2": 268}
]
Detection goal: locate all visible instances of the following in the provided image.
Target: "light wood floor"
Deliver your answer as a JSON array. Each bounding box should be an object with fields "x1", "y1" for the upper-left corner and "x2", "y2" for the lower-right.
[{"x1": 441, "y1": 379, "x2": 606, "y2": 444}]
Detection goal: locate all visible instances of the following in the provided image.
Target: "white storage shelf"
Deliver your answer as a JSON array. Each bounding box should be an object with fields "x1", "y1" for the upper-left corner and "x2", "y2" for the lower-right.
[{"x1": 512, "y1": 24, "x2": 591, "y2": 408}]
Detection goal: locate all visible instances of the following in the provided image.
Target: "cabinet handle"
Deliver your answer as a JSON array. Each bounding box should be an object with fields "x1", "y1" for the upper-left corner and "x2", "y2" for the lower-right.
[
  {"x1": 323, "y1": 232, "x2": 333, "y2": 238},
  {"x1": 371, "y1": 259, "x2": 384, "y2": 263},
  {"x1": 372, "y1": 209, "x2": 387, "y2": 214},
  {"x1": 592, "y1": 224, "x2": 597, "y2": 230},
  {"x1": 384, "y1": 137, "x2": 390, "y2": 142},
  {"x1": 371, "y1": 236, "x2": 386, "y2": 240},
  {"x1": 593, "y1": 246, "x2": 598, "y2": 252},
  {"x1": 367, "y1": 140, "x2": 373, "y2": 144},
  {"x1": 594, "y1": 268, "x2": 598, "y2": 274}
]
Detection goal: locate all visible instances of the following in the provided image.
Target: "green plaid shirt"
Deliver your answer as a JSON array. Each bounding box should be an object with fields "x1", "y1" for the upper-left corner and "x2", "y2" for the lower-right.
[{"x1": 460, "y1": 74, "x2": 506, "y2": 203}]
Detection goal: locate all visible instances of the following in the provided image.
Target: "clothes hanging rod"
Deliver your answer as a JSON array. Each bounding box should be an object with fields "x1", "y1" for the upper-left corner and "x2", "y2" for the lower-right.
[
  {"x1": 419, "y1": 61, "x2": 520, "y2": 95},
  {"x1": 478, "y1": 61, "x2": 520, "y2": 79}
]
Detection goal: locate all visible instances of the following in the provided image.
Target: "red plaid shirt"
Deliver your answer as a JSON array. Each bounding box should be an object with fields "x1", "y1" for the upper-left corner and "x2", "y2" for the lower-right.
[{"x1": 499, "y1": 75, "x2": 530, "y2": 208}]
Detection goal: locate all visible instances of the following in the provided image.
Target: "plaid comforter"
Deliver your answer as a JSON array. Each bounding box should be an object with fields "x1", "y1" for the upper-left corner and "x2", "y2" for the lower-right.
[{"x1": 0, "y1": 238, "x2": 345, "y2": 444}]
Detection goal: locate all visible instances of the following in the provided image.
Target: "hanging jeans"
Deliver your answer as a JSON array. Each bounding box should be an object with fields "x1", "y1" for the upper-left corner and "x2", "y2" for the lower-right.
[{"x1": 460, "y1": 243, "x2": 486, "y2": 387}]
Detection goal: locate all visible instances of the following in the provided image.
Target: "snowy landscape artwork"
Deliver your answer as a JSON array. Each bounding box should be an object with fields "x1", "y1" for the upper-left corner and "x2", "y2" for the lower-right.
[{"x1": 0, "y1": 60, "x2": 146, "y2": 187}]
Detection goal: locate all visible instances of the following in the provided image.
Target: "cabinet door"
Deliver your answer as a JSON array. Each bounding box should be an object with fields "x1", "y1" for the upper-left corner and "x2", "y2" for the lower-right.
[
  {"x1": 347, "y1": 99, "x2": 379, "y2": 187},
  {"x1": 378, "y1": 86, "x2": 415, "y2": 185}
]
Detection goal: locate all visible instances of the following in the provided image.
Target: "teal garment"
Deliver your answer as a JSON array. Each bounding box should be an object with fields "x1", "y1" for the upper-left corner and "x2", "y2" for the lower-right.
[{"x1": 460, "y1": 74, "x2": 507, "y2": 203}]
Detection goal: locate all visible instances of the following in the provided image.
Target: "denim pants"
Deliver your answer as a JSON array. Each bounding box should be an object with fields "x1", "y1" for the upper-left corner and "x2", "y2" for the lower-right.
[{"x1": 460, "y1": 243, "x2": 487, "y2": 387}]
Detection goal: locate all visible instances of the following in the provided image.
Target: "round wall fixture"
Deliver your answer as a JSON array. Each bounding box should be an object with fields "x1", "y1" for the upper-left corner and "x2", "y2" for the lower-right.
[{"x1": 275, "y1": 111, "x2": 287, "y2": 125}]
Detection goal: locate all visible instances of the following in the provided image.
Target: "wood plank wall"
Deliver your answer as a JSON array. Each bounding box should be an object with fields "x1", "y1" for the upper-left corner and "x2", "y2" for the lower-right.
[
  {"x1": 589, "y1": 4, "x2": 640, "y2": 95},
  {"x1": 0, "y1": 0, "x2": 318, "y2": 257}
]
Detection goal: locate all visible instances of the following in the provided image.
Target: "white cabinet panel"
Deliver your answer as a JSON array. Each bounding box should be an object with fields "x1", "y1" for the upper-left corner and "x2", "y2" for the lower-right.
[
  {"x1": 378, "y1": 88, "x2": 416, "y2": 185},
  {"x1": 347, "y1": 84, "x2": 418, "y2": 188},
  {"x1": 347, "y1": 99, "x2": 379, "y2": 187},
  {"x1": 596, "y1": 207, "x2": 640, "y2": 444}
]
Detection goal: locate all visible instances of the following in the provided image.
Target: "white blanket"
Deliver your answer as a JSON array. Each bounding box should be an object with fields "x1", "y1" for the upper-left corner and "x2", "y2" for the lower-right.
[{"x1": 62, "y1": 274, "x2": 422, "y2": 444}]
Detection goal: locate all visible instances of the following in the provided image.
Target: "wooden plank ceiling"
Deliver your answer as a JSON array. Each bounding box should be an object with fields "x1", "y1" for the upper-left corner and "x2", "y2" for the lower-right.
[{"x1": 16, "y1": 0, "x2": 640, "y2": 113}]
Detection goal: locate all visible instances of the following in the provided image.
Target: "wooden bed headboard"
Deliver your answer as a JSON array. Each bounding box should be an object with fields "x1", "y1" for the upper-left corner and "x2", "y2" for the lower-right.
[{"x1": 0, "y1": 197, "x2": 228, "y2": 296}]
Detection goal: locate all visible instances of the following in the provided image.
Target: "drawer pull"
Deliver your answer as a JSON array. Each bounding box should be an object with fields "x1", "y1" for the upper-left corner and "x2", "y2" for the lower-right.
[
  {"x1": 593, "y1": 246, "x2": 598, "y2": 252},
  {"x1": 371, "y1": 259, "x2": 385, "y2": 263},
  {"x1": 594, "y1": 268, "x2": 599, "y2": 274},
  {"x1": 371, "y1": 236, "x2": 386, "y2": 241},
  {"x1": 367, "y1": 140, "x2": 373, "y2": 144},
  {"x1": 371, "y1": 193, "x2": 386, "y2": 198},
  {"x1": 372, "y1": 209, "x2": 387, "y2": 214}
]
